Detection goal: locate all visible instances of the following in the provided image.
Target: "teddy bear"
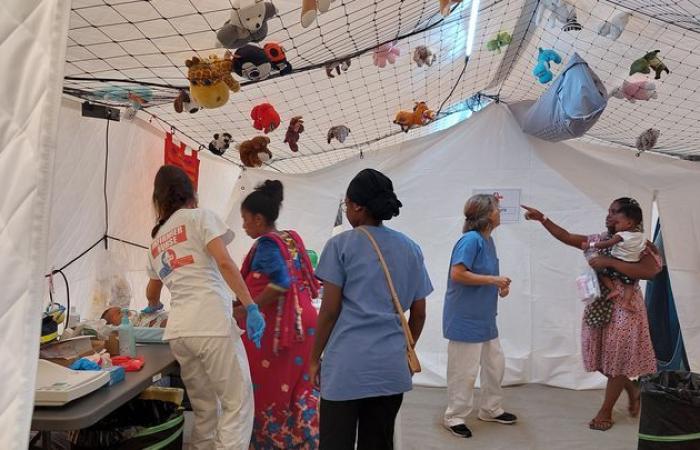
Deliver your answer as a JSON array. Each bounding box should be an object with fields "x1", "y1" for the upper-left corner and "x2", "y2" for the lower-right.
[
  {"x1": 393, "y1": 102, "x2": 435, "y2": 132},
  {"x1": 373, "y1": 42, "x2": 400, "y2": 68},
  {"x1": 486, "y1": 32, "x2": 512, "y2": 53},
  {"x1": 208, "y1": 132, "x2": 232, "y2": 156},
  {"x1": 327, "y1": 125, "x2": 351, "y2": 144},
  {"x1": 535, "y1": 0, "x2": 581, "y2": 32},
  {"x1": 413, "y1": 46, "x2": 437, "y2": 67},
  {"x1": 597, "y1": 12, "x2": 630, "y2": 41},
  {"x1": 216, "y1": 0, "x2": 277, "y2": 49},
  {"x1": 532, "y1": 47, "x2": 562, "y2": 84},
  {"x1": 173, "y1": 89, "x2": 200, "y2": 113},
  {"x1": 609, "y1": 79, "x2": 657, "y2": 103},
  {"x1": 251, "y1": 103, "x2": 281, "y2": 133},
  {"x1": 238, "y1": 136, "x2": 273, "y2": 167},
  {"x1": 263, "y1": 42, "x2": 293, "y2": 75},
  {"x1": 301, "y1": 0, "x2": 331, "y2": 28},
  {"x1": 186, "y1": 53, "x2": 240, "y2": 109},
  {"x1": 325, "y1": 58, "x2": 351, "y2": 78},
  {"x1": 635, "y1": 128, "x2": 660, "y2": 156},
  {"x1": 439, "y1": 0, "x2": 463, "y2": 16},
  {"x1": 233, "y1": 44, "x2": 272, "y2": 81},
  {"x1": 629, "y1": 50, "x2": 670, "y2": 80},
  {"x1": 284, "y1": 116, "x2": 304, "y2": 152}
]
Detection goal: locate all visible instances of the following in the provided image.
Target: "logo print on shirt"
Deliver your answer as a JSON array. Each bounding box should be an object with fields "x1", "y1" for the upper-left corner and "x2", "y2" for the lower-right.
[
  {"x1": 151, "y1": 225, "x2": 188, "y2": 258},
  {"x1": 158, "y1": 248, "x2": 195, "y2": 278}
]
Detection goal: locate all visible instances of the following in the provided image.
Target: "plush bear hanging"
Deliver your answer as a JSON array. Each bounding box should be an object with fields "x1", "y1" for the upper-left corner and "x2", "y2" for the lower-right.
[
  {"x1": 173, "y1": 89, "x2": 200, "y2": 113},
  {"x1": 216, "y1": 0, "x2": 277, "y2": 49},
  {"x1": 251, "y1": 103, "x2": 281, "y2": 133},
  {"x1": 208, "y1": 133, "x2": 232, "y2": 156},
  {"x1": 327, "y1": 125, "x2": 351, "y2": 144},
  {"x1": 263, "y1": 42, "x2": 293, "y2": 75},
  {"x1": 301, "y1": 0, "x2": 331, "y2": 28},
  {"x1": 635, "y1": 128, "x2": 660, "y2": 156},
  {"x1": 413, "y1": 46, "x2": 437, "y2": 67},
  {"x1": 233, "y1": 44, "x2": 272, "y2": 81},
  {"x1": 238, "y1": 136, "x2": 273, "y2": 167},
  {"x1": 535, "y1": 0, "x2": 581, "y2": 32},
  {"x1": 186, "y1": 53, "x2": 240, "y2": 109},
  {"x1": 373, "y1": 42, "x2": 400, "y2": 68},
  {"x1": 284, "y1": 116, "x2": 304, "y2": 152},
  {"x1": 609, "y1": 79, "x2": 657, "y2": 103},
  {"x1": 532, "y1": 48, "x2": 562, "y2": 84},
  {"x1": 629, "y1": 50, "x2": 670, "y2": 80},
  {"x1": 393, "y1": 101, "x2": 436, "y2": 132}
]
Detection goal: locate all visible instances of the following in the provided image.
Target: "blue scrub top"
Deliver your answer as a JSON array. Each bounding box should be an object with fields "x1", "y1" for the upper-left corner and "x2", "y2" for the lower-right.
[
  {"x1": 315, "y1": 225, "x2": 433, "y2": 401},
  {"x1": 442, "y1": 231, "x2": 500, "y2": 343}
]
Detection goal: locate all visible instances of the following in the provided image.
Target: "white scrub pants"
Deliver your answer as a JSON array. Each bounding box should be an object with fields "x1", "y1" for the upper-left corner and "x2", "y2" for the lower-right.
[
  {"x1": 169, "y1": 334, "x2": 253, "y2": 450},
  {"x1": 444, "y1": 338, "x2": 505, "y2": 427}
]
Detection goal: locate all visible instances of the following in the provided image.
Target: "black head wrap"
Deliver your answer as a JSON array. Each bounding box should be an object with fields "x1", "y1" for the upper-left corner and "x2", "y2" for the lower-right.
[{"x1": 346, "y1": 169, "x2": 402, "y2": 220}]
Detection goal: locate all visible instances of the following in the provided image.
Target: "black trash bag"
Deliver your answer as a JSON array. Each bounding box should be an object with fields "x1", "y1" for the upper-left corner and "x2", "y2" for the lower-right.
[
  {"x1": 638, "y1": 371, "x2": 700, "y2": 450},
  {"x1": 69, "y1": 398, "x2": 183, "y2": 450}
]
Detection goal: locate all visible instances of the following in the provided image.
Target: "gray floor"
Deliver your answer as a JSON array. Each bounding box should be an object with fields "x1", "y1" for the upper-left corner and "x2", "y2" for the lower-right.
[{"x1": 184, "y1": 385, "x2": 640, "y2": 450}]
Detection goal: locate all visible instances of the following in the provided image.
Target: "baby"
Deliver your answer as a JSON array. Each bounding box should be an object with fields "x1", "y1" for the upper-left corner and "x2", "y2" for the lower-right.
[
  {"x1": 583, "y1": 200, "x2": 645, "y2": 306},
  {"x1": 101, "y1": 306, "x2": 168, "y2": 328}
]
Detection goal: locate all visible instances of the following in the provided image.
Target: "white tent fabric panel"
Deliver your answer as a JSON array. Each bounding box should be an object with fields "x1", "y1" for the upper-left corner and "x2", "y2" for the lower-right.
[
  {"x1": 0, "y1": 0, "x2": 71, "y2": 448},
  {"x1": 225, "y1": 103, "x2": 700, "y2": 389}
]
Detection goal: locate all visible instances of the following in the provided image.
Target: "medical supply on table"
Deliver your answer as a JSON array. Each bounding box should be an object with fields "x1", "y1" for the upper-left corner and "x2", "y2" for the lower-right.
[{"x1": 118, "y1": 308, "x2": 136, "y2": 357}]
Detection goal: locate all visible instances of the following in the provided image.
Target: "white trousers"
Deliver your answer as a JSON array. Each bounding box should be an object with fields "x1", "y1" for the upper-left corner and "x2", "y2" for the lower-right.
[
  {"x1": 444, "y1": 338, "x2": 505, "y2": 427},
  {"x1": 169, "y1": 335, "x2": 254, "y2": 450}
]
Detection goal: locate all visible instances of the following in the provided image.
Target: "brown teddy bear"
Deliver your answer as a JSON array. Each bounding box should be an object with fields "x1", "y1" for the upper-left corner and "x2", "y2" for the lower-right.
[{"x1": 237, "y1": 136, "x2": 273, "y2": 167}]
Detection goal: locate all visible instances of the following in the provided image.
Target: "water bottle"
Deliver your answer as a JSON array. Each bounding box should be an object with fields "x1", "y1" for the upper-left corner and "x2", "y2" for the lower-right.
[{"x1": 118, "y1": 308, "x2": 136, "y2": 357}]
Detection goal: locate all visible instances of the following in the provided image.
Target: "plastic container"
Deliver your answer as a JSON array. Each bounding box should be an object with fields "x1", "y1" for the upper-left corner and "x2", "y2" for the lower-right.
[{"x1": 117, "y1": 308, "x2": 136, "y2": 357}]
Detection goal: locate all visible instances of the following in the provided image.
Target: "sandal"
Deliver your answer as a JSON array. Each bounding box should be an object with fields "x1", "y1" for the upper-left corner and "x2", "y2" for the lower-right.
[{"x1": 589, "y1": 418, "x2": 614, "y2": 431}]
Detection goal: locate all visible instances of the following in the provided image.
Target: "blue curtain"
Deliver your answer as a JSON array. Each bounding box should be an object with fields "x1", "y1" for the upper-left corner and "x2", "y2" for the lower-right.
[{"x1": 644, "y1": 221, "x2": 690, "y2": 371}]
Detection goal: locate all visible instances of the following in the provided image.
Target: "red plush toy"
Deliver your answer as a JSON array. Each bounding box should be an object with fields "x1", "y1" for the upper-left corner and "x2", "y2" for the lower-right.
[{"x1": 250, "y1": 103, "x2": 281, "y2": 134}]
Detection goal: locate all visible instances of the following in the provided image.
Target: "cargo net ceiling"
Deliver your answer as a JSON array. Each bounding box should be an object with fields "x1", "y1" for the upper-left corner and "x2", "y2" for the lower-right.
[{"x1": 63, "y1": 0, "x2": 700, "y2": 173}]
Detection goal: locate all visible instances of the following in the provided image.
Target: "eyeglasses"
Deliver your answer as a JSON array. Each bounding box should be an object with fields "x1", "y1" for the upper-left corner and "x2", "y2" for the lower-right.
[{"x1": 340, "y1": 200, "x2": 348, "y2": 213}]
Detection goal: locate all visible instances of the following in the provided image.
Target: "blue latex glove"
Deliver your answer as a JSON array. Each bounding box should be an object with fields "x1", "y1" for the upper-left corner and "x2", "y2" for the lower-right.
[
  {"x1": 69, "y1": 358, "x2": 101, "y2": 371},
  {"x1": 245, "y1": 304, "x2": 265, "y2": 349},
  {"x1": 141, "y1": 302, "x2": 164, "y2": 314}
]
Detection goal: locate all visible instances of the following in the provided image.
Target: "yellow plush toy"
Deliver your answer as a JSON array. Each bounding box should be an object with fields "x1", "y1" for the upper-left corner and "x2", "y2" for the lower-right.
[{"x1": 186, "y1": 52, "x2": 240, "y2": 109}]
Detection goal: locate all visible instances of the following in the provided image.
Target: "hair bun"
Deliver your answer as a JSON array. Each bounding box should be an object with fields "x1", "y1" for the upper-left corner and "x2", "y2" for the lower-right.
[
  {"x1": 366, "y1": 192, "x2": 402, "y2": 220},
  {"x1": 256, "y1": 179, "x2": 284, "y2": 205}
]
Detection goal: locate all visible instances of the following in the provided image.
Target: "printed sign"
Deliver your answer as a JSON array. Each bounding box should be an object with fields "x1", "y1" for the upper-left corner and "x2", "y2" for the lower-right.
[{"x1": 472, "y1": 188, "x2": 522, "y2": 224}]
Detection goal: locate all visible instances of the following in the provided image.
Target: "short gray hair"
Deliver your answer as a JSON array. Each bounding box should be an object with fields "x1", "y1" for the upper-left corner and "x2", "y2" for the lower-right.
[{"x1": 462, "y1": 194, "x2": 498, "y2": 233}]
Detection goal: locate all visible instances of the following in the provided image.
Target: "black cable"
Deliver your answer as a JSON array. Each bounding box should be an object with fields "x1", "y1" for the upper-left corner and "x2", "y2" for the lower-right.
[
  {"x1": 103, "y1": 119, "x2": 110, "y2": 249},
  {"x1": 106, "y1": 235, "x2": 148, "y2": 250}
]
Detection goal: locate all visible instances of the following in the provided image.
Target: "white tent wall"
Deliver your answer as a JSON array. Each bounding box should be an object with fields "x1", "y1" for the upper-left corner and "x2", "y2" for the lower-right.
[
  {"x1": 48, "y1": 98, "x2": 242, "y2": 320},
  {"x1": 225, "y1": 103, "x2": 700, "y2": 389},
  {"x1": 0, "y1": 0, "x2": 71, "y2": 448}
]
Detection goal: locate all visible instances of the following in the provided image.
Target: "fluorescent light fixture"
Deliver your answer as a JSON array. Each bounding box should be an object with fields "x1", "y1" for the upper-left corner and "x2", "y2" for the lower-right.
[{"x1": 465, "y1": 0, "x2": 481, "y2": 57}]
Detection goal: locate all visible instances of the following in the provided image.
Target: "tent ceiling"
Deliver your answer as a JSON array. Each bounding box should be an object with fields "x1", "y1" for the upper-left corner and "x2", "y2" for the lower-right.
[{"x1": 63, "y1": 0, "x2": 700, "y2": 172}]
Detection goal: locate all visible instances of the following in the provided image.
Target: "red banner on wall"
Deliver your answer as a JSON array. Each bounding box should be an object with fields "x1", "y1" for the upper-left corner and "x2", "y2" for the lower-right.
[{"x1": 164, "y1": 132, "x2": 200, "y2": 191}]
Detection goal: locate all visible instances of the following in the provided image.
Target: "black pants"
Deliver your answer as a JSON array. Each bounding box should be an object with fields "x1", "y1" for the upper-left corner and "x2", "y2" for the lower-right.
[{"x1": 319, "y1": 394, "x2": 403, "y2": 450}]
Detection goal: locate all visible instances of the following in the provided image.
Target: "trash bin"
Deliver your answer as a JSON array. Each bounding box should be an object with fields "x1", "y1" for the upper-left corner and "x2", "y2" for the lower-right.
[
  {"x1": 69, "y1": 387, "x2": 184, "y2": 450},
  {"x1": 638, "y1": 371, "x2": 700, "y2": 449}
]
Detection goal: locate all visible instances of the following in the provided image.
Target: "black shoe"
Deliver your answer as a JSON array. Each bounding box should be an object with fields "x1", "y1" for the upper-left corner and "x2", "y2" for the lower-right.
[
  {"x1": 479, "y1": 412, "x2": 518, "y2": 424},
  {"x1": 446, "y1": 423, "x2": 472, "y2": 438}
]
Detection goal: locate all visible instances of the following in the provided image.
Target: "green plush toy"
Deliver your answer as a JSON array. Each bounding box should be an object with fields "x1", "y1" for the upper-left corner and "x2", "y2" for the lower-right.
[
  {"x1": 486, "y1": 32, "x2": 512, "y2": 53},
  {"x1": 629, "y1": 50, "x2": 670, "y2": 80},
  {"x1": 306, "y1": 249, "x2": 319, "y2": 269}
]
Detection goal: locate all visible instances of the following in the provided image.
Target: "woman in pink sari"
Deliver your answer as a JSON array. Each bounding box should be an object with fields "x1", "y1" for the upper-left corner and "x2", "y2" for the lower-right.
[{"x1": 235, "y1": 180, "x2": 320, "y2": 449}]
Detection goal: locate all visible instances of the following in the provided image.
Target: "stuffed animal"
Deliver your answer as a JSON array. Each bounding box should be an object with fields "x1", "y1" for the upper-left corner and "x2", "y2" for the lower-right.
[
  {"x1": 610, "y1": 79, "x2": 657, "y2": 103},
  {"x1": 373, "y1": 42, "x2": 400, "y2": 68},
  {"x1": 486, "y1": 32, "x2": 512, "y2": 53},
  {"x1": 325, "y1": 58, "x2": 351, "y2": 78},
  {"x1": 393, "y1": 101, "x2": 435, "y2": 132},
  {"x1": 233, "y1": 44, "x2": 272, "y2": 81},
  {"x1": 597, "y1": 12, "x2": 630, "y2": 41},
  {"x1": 532, "y1": 48, "x2": 562, "y2": 84},
  {"x1": 635, "y1": 128, "x2": 660, "y2": 156},
  {"x1": 216, "y1": 0, "x2": 277, "y2": 49},
  {"x1": 535, "y1": 0, "x2": 581, "y2": 31},
  {"x1": 173, "y1": 89, "x2": 200, "y2": 113},
  {"x1": 237, "y1": 136, "x2": 272, "y2": 167},
  {"x1": 629, "y1": 50, "x2": 670, "y2": 80},
  {"x1": 208, "y1": 132, "x2": 232, "y2": 156},
  {"x1": 186, "y1": 53, "x2": 240, "y2": 109},
  {"x1": 413, "y1": 46, "x2": 437, "y2": 67},
  {"x1": 301, "y1": 0, "x2": 331, "y2": 28},
  {"x1": 284, "y1": 116, "x2": 304, "y2": 152},
  {"x1": 327, "y1": 125, "x2": 351, "y2": 144},
  {"x1": 251, "y1": 103, "x2": 281, "y2": 133},
  {"x1": 439, "y1": 0, "x2": 463, "y2": 16},
  {"x1": 263, "y1": 42, "x2": 293, "y2": 75}
]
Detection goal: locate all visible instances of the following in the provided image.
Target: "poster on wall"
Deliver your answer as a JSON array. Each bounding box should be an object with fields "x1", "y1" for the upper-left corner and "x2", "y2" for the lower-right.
[{"x1": 472, "y1": 188, "x2": 522, "y2": 224}]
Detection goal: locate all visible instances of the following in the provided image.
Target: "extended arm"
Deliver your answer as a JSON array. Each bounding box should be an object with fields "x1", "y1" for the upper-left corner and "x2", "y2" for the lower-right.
[{"x1": 521, "y1": 205, "x2": 588, "y2": 249}]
